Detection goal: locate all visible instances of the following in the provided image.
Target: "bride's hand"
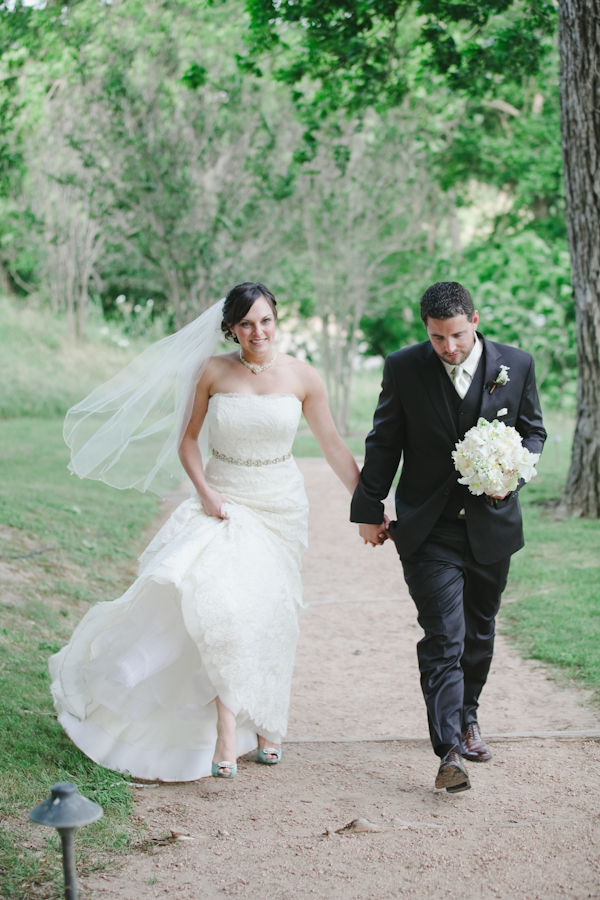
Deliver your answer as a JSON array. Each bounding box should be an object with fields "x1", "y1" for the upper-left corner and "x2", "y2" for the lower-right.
[{"x1": 199, "y1": 487, "x2": 229, "y2": 519}]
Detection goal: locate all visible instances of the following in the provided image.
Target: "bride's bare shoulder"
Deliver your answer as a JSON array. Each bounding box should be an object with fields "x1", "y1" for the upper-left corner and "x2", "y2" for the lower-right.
[
  {"x1": 205, "y1": 351, "x2": 239, "y2": 372},
  {"x1": 196, "y1": 353, "x2": 237, "y2": 395},
  {"x1": 277, "y1": 353, "x2": 313, "y2": 372},
  {"x1": 277, "y1": 354, "x2": 324, "y2": 388}
]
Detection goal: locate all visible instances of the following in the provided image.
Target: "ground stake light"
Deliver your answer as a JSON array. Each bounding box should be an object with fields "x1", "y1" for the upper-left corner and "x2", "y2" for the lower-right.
[{"x1": 29, "y1": 782, "x2": 103, "y2": 900}]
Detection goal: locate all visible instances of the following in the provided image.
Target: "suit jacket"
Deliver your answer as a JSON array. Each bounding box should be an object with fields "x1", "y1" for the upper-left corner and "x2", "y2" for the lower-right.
[{"x1": 350, "y1": 334, "x2": 547, "y2": 565}]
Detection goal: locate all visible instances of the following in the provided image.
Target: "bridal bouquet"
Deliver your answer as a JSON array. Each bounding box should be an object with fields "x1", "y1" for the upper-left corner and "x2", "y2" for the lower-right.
[{"x1": 452, "y1": 417, "x2": 540, "y2": 497}]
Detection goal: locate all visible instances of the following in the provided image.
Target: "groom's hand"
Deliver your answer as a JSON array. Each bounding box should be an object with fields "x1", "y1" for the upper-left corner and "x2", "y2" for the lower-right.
[{"x1": 359, "y1": 520, "x2": 389, "y2": 546}]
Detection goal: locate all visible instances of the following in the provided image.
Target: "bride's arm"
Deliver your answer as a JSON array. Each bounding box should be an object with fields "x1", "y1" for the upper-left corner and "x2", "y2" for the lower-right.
[
  {"x1": 301, "y1": 369, "x2": 360, "y2": 496},
  {"x1": 179, "y1": 368, "x2": 229, "y2": 519}
]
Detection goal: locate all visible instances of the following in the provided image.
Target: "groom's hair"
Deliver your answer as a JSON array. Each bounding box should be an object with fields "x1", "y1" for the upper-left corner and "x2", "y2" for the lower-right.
[{"x1": 420, "y1": 282, "x2": 475, "y2": 324}]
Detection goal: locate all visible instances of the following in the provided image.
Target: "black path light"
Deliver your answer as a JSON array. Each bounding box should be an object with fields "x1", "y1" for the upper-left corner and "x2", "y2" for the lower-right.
[{"x1": 29, "y1": 782, "x2": 103, "y2": 900}]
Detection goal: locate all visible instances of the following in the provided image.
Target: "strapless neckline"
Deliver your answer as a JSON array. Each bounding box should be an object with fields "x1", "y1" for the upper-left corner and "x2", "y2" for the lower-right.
[{"x1": 209, "y1": 392, "x2": 301, "y2": 403}]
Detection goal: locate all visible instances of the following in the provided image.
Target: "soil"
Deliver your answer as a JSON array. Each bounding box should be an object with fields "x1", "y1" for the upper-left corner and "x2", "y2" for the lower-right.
[{"x1": 78, "y1": 459, "x2": 600, "y2": 900}]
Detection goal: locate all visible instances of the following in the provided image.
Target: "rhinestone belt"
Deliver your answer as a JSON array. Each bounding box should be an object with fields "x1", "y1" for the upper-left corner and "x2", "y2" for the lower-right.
[{"x1": 211, "y1": 448, "x2": 292, "y2": 467}]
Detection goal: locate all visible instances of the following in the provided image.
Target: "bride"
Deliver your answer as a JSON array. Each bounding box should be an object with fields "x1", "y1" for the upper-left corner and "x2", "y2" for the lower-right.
[{"x1": 49, "y1": 282, "x2": 360, "y2": 781}]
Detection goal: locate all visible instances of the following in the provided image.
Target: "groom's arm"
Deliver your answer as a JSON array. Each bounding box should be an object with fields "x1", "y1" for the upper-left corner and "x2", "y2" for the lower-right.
[
  {"x1": 516, "y1": 356, "x2": 547, "y2": 456},
  {"x1": 350, "y1": 355, "x2": 405, "y2": 526}
]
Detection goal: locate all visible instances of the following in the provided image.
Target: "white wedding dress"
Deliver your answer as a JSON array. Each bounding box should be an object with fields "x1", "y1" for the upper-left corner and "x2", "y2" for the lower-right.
[{"x1": 49, "y1": 393, "x2": 308, "y2": 782}]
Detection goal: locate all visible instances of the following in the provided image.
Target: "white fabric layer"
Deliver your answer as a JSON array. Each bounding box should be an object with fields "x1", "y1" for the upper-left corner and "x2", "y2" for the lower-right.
[
  {"x1": 64, "y1": 299, "x2": 225, "y2": 495},
  {"x1": 50, "y1": 394, "x2": 308, "y2": 782}
]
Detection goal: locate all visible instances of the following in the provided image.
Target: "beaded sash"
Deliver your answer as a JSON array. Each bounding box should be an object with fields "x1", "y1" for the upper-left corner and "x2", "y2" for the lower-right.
[{"x1": 211, "y1": 448, "x2": 292, "y2": 467}]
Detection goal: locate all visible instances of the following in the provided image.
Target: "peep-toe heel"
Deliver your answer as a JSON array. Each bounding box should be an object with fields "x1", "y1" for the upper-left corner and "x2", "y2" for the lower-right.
[
  {"x1": 211, "y1": 761, "x2": 237, "y2": 778},
  {"x1": 257, "y1": 747, "x2": 282, "y2": 765}
]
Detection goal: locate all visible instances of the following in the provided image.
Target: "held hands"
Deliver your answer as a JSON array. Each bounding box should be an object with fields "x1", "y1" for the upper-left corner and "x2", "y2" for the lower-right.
[
  {"x1": 359, "y1": 515, "x2": 391, "y2": 547},
  {"x1": 199, "y1": 486, "x2": 229, "y2": 519}
]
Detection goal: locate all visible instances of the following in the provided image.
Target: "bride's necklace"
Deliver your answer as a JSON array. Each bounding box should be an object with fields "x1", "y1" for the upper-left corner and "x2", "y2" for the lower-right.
[{"x1": 239, "y1": 349, "x2": 277, "y2": 375}]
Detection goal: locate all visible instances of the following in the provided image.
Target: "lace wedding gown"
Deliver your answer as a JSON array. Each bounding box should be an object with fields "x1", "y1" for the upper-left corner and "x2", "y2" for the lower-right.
[{"x1": 49, "y1": 393, "x2": 308, "y2": 782}]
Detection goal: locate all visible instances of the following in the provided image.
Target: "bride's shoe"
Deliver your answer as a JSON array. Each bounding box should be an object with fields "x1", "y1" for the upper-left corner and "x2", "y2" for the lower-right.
[
  {"x1": 211, "y1": 761, "x2": 237, "y2": 778},
  {"x1": 257, "y1": 747, "x2": 282, "y2": 765}
]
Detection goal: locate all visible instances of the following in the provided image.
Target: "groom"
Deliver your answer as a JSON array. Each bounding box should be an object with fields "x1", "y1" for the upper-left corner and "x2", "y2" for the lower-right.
[{"x1": 351, "y1": 282, "x2": 546, "y2": 793}]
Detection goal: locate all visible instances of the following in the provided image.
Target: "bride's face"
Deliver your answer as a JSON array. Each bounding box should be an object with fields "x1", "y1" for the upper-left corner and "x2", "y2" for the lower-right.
[{"x1": 230, "y1": 296, "x2": 277, "y2": 357}]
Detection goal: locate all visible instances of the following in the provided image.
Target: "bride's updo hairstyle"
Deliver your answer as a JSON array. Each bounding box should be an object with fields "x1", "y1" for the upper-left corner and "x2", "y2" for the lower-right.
[{"x1": 221, "y1": 282, "x2": 277, "y2": 344}]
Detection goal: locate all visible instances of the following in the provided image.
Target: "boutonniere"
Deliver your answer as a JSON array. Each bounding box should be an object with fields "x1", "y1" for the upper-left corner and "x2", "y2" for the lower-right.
[{"x1": 489, "y1": 365, "x2": 510, "y2": 394}]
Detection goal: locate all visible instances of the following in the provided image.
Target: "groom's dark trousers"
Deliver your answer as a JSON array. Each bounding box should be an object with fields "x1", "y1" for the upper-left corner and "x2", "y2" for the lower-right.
[
  {"x1": 350, "y1": 334, "x2": 546, "y2": 757},
  {"x1": 402, "y1": 518, "x2": 510, "y2": 756}
]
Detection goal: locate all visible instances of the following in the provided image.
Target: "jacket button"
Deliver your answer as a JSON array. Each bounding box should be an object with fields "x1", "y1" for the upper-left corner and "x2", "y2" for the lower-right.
[
  {"x1": 460, "y1": 410, "x2": 465, "y2": 415},
  {"x1": 443, "y1": 488, "x2": 450, "y2": 495}
]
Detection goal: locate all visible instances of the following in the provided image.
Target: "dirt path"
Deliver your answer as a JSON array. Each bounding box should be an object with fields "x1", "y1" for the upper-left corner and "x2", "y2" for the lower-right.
[{"x1": 81, "y1": 460, "x2": 600, "y2": 900}]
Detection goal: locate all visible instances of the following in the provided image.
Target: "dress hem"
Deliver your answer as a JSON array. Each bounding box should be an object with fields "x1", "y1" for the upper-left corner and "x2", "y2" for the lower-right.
[{"x1": 57, "y1": 710, "x2": 259, "y2": 782}]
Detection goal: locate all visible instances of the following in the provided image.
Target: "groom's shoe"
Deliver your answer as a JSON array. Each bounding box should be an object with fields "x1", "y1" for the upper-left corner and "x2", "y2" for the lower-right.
[
  {"x1": 435, "y1": 746, "x2": 471, "y2": 793},
  {"x1": 461, "y1": 723, "x2": 492, "y2": 763}
]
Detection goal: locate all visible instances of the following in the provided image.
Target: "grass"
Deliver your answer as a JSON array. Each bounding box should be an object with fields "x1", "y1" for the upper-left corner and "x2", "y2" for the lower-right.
[
  {"x1": 501, "y1": 412, "x2": 600, "y2": 697},
  {"x1": 0, "y1": 418, "x2": 159, "y2": 899},
  {"x1": 0, "y1": 296, "x2": 152, "y2": 418}
]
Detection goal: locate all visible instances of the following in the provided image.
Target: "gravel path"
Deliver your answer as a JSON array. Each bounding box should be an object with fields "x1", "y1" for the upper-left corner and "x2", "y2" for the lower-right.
[{"x1": 81, "y1": 459, "x2": 600, "y2": 900}]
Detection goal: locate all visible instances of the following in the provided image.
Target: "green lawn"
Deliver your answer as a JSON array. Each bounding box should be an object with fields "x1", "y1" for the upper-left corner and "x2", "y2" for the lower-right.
[
  {"x1": 0, "y1": 418, "x2": 159, "y2": 899},
  {"x1": 501, "y1": 412, "x2": 600, "y2": 695}
]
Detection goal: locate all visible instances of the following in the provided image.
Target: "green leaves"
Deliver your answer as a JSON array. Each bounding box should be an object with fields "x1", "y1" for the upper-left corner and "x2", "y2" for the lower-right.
[
  {"x1": 181, "y1": 61, "x2": 209, "y2": 89},
  {"x1": 244, "y1": 0, "x2": 557, "y2": 115},
  {"x1": 360, "y1": 230, "x2": 575, "y2": 408}
]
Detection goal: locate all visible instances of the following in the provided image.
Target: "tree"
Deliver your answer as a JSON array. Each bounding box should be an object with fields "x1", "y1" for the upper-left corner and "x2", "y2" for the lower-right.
[
  {"x1": 66, "y1": 1, "x2": 287, "y2": 327},
  {"x1": 243, "y1": 1, "x2": 555, "y2": 114},
  {"x1": 0, "y1": 0, "x2": 104, "y2": 295},
  {"x1": 297, "y1": 110, "x2": 432, "y2": 431},
  {"x1": 245, "y1": 0, "x2": 600, "y2": 517},
  {"x1": 558, "y1": 0, "x2": 600, "y2": 516},
  {"x1": 0, "y1": 0, "x2": 297, "y2": 332}
]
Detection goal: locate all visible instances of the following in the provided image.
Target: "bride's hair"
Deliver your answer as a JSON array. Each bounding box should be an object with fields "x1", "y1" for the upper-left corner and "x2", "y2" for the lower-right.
[{"x1": 221, "y1": 282, "x2": 277, "y2": 343}]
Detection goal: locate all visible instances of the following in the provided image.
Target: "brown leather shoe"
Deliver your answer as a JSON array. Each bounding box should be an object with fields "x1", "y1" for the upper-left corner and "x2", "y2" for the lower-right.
[
  {"x1": 435, "y1": 747, "x2": 471, "y2": 793},
  {"x1": 461, "y1": 722, "x2": 492, "y2": 762}
]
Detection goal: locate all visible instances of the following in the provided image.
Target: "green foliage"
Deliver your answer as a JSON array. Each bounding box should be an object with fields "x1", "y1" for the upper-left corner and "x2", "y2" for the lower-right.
[
  {"x1": 64, "y1": 0, "x2": 264, "y2": 322},
  {"x1": 428, "y1": 47, "x2": 565, "y2": 240},
  {"x1": 0, "y1": 0, "x2": 577, "y2": 420},
  {"x1": 181, "y1": 61, "x2": 209, "y2": 89},
  {"x1": 361, "y1": 231, "x2": 575, "y2": 408},
  {"x1": 243, "y1": 0, "x2": 556, "y2": 114},
  {"x1": 418, "y1": 0, "x2": 555, "y2": 95},
  {"x1": 0, "y1": 0, "x2": 299, "y2": 324},
  {"x1": 0, "y1": 417, "x2": 159, "y2": 898}
]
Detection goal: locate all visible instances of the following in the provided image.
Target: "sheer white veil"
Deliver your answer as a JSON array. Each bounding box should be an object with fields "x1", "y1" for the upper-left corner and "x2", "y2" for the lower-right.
[{"x1": 64, "y1": 298, "x2": 225, "y2": 495}]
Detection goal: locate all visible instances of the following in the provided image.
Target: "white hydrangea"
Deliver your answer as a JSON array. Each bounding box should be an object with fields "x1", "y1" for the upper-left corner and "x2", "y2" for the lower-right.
[{"x1": 452, "y1": 417, "x2": 540, "y2": 497}]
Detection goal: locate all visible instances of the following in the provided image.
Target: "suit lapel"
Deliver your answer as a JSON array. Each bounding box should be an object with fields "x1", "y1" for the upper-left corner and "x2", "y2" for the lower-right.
[
  {"x1": 415, "y1": 344, "x2": 459, "y2": 443},
  {"x1": 478, "y1": 335, "x2": 503, "y2": 421}
]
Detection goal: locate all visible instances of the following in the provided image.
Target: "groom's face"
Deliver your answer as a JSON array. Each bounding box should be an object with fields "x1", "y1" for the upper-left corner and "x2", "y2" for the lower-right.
[{"x1": 425, "y1": 311, "x2": 479, "y2": 366}]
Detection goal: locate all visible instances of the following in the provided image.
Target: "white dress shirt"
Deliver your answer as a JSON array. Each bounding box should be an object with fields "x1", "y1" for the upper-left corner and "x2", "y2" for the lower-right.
[{"x1": 441, "y1": 334, "x2": 483, "y2": 399}]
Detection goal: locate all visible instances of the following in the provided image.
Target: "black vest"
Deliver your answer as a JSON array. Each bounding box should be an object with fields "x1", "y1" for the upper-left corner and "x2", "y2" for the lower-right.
[{"x1": 439, "y1": 349, "x2": 486, "y2": 521}]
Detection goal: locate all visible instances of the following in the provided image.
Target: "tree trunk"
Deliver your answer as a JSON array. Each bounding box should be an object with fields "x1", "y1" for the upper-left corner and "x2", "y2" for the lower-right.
[
  {"x1": 0, "y1": 262, "x2": 14, "y2": 295},
  {"x1": 559, "y1": 0, "x2": 600, "y2": 516}
]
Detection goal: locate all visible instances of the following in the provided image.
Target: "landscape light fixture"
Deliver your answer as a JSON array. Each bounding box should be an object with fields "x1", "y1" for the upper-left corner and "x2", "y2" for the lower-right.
[{"x1": 29, "y1": 782, "x2": 103, "y2": 900}]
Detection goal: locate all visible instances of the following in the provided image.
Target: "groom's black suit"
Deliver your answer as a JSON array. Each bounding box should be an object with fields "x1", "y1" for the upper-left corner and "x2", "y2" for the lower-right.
[{"x1": 351, "y1": 333, "x2": 546, "y2": 756}]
